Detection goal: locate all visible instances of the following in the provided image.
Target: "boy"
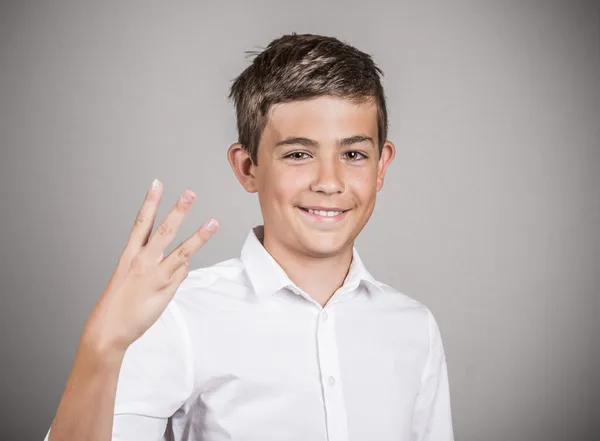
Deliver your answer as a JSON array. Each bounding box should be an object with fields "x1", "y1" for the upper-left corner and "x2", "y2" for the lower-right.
[{"x1": 45, "y1": 33, "x2": 454, "y2": 441}]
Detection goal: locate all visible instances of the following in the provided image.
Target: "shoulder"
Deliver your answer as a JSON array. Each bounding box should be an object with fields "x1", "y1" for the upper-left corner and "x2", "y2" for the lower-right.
[
  {"x1": 366, "y1": 280, "x2": 443, "y2": 340},
  {"x1": 377, "y1": 281, "x2": 450, "y2": 352},
  {"x1": 369, "y1": 279, "x2": 432, "y2": 315},
  {"x1": 168, "y1": 256, "x2": 249, "y2": 313},
  {"x1": 180, "y1": 257, "x2": 246, "y2": 290}
]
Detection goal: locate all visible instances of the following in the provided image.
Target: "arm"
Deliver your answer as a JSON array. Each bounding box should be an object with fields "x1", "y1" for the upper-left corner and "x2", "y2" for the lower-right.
[
  {"x1": 45, "y1": 302, "x2": 193, "y2": 441},
  {"x1": 43, "y1": 179, "x2": 218, "y2": 441},
  {"x1": 45, "y1": 337, "x2": 126, "y2": 441},
  {"x1": 410, "y1": 309, "x2": 455, "y2": 441}
]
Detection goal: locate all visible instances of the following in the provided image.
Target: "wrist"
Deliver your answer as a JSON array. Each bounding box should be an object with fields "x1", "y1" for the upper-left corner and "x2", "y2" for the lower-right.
[{"x1": 79, "y1": 327, "x2": 128, "y2": 365}]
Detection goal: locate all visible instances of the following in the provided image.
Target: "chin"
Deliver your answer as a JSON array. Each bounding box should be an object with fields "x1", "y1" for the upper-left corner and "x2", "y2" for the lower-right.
[
  {"x1": 296, "y1": 228, "x2": 355, "y2": 257},
  {"x1": 275, "y1": 206, "x2": 367, "y2": 256}
]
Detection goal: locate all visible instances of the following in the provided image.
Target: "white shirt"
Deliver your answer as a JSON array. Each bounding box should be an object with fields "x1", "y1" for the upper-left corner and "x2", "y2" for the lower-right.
[{"x1": 45, "y1": 225, "x2": 454, "y2": 441}]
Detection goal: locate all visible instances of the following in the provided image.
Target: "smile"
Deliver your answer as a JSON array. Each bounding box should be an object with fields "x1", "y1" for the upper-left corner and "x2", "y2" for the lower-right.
[{"x1": 297, "y1": 206, "x2": 350, "y2": 223}]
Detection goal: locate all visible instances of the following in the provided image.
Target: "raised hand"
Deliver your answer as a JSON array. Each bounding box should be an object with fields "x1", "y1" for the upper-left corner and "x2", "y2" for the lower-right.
[{"x1": 81, "y1": 178, "x2": 219, "y2": 354}]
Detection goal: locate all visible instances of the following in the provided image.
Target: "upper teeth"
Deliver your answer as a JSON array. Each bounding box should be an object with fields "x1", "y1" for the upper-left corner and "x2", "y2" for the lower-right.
[{"x1": 306, "y1": 208, "x2": 343, "y2": 216}]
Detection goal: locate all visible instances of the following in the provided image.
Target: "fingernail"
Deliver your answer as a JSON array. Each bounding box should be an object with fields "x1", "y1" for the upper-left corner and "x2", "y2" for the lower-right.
[
  {"x1": 181, "y1": 190, "x2": 195, "y2": 203},
  {"x1": 203, "y1": 218, "x2": 219, "y2": 231},
  {"x1": 151, "y1": 178, "x2": 161, "y2": 191}
]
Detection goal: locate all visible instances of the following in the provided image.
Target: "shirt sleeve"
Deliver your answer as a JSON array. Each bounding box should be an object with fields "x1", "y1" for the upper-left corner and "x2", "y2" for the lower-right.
[
  {"x1": 44, "y1": 300, "x2": 194, "y2": 441},
  {"x1": 410, "y1": 308, "x2": 455, "y2": 441}
]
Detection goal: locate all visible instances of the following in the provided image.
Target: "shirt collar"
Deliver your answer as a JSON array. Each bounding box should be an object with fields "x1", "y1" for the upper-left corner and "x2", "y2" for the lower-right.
[{"x1": 240, "y1": 225, "x2": 383, "y2": 298}]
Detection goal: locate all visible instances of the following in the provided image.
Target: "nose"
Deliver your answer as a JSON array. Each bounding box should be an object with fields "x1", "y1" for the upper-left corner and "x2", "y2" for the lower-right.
[{"x1": 310, "y1": 157, "x2": 344, "y2": 195}]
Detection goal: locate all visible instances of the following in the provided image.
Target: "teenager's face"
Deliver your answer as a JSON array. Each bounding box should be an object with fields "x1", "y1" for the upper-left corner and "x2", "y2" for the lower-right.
[{"x1": 232, "y1": 95, "x2": 395, "y2": 258}]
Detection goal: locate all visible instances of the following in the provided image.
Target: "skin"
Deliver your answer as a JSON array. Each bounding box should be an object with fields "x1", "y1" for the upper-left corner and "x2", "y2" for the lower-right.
[
  {"x1": 48, "y1": 184, "x2": 219, "y2": 441},
  {"x1": 46, "y1": 94, "x2": 394, "y2": 440},
  {"x1": 228, "y1": 95, "x2": 395, "y2": 306}
]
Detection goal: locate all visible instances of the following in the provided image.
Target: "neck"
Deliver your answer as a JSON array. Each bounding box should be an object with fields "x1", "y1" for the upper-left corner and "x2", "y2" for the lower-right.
[{"x1": 261, "y1": 227, "x2": 354, "y2": 307}]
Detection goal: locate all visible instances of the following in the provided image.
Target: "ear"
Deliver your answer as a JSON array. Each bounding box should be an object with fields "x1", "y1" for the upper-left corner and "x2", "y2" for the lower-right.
[
  {"x1": 227, "y1": 143, "x2": 258, "y2": 193},
  {"x1": 376, "y1": 140, "x2": 396, "y2": 192}
]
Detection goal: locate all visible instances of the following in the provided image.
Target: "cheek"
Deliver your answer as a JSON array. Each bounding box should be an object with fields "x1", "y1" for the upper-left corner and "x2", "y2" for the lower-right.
[
  {"x1": 265, "y1": 167, "x2": 309, "y2": 205},
  {"x1": 348, "y1": 170, "x2": 377, "y2": 201}
]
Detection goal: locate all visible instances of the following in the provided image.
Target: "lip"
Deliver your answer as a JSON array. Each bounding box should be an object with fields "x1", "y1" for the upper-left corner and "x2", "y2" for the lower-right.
[
  {"x1": 300, "y1": 206, "x2": 349, "y2": 212},
  {"x1": 297, "y1": 206, "x2": 350, "y2": 224}
]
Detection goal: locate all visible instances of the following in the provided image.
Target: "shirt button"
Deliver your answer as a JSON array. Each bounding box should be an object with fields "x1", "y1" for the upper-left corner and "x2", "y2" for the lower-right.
[
  {"x1": 328, "y1": 376, "x2": 336, "y2": 386},
  {"x1": 322, "y1": 311, "x2": 329, "y2": 321}
]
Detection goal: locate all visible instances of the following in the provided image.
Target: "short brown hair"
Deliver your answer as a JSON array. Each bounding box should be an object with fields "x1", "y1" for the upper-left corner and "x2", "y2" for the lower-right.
[{"x1": 228, "y1": 33, "x2": 388, "y2": 165}]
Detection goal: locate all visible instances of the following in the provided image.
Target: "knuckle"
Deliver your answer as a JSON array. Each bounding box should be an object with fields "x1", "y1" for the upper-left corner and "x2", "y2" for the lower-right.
[
  {"x1": 156, "y1": 222, "x2": 173, "y2": 237},
  {"x1": 130, "y1": 254, "x2": 148, "y2": 273},
  {"x1": 174, "y1": 200, "x2": 188, "y2": 213},
  {"x1": 158, "y1": 271, "x2": 172, "y2": 287},
  {"x1": 176, "y1": 246, "x2": 191, "y2": 261},
  {"x1": 133, "y1": 214, "x2": 146, "y2": 227},
  {"x1": 148, "y1": 266, "x2": 169, "y2": 286}
]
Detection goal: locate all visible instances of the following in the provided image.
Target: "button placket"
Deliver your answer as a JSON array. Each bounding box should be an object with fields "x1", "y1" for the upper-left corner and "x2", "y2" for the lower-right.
[{"x1": 316, "y1": 308, "x2": 349, "y2": 441}]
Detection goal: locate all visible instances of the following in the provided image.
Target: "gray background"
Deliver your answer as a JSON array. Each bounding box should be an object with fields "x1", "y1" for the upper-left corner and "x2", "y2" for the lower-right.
[{"x1": 1, "y1": 0, "x2": 598, "y2": 440}]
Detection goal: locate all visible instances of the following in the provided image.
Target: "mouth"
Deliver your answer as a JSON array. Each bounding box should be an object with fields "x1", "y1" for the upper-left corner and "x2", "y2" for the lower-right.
[{"x1": 297, "y1": 206, "x2": 350, "y2": 223}]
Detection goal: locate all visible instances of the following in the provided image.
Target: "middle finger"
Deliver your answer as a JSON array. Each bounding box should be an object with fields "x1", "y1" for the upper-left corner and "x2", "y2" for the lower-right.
[{"x1": 143, "y1": 189, "x2": 196, "y2": 261}]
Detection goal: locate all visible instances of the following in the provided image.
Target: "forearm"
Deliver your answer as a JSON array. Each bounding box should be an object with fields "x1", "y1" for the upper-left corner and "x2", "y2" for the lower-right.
[{"x1": 48, "y1": 334, "x2": 126, "y2": 441}]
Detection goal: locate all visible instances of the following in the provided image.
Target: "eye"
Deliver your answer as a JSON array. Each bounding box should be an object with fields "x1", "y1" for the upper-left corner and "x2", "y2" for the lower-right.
[
  {"x1": 343, "y1": 151, "x2": 367, "y2": 161},
  {"x1": 284, "y1": 151, "x2": 311, "y2": 161}
]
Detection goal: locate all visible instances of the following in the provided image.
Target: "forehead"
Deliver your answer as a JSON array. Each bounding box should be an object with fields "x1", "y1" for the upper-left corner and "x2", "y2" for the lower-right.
[{"x1": 263, "y1": 96, "x2": 378, "y2": 141}]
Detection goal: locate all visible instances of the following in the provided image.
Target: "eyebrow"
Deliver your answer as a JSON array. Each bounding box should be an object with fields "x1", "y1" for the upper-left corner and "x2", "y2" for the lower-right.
[{"x1": 274, "y1": 135, "x2": 375, "y2": 148}]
